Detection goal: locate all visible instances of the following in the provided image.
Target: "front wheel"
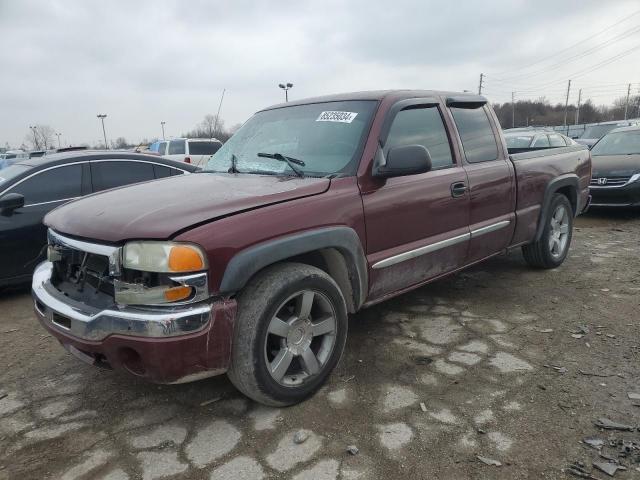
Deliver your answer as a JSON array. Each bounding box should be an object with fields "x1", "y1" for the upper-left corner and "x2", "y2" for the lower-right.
[
  {"x1": 227, "y1": 262, "x2": 348, "y2": 406},
  {"x1": 522, "y1": 193, "x2": 573, "y2": 269}
]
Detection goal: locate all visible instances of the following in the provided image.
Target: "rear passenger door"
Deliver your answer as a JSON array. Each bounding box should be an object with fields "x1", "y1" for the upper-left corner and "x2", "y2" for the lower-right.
[
  {"x1": 361, "y1": 99, "x2": 470, "y2": 299},
  {"x1": 447, "y1": 102, "x2": 515, "y2": 264},
  {"x1": 90, "y1": 160, "x2": 156, "y2": 193}
]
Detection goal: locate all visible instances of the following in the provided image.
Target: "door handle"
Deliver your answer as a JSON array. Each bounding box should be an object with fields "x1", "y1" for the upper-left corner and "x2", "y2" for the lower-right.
[{"x1": 450, "y1": 182, "x2": 468, "y2": 198}]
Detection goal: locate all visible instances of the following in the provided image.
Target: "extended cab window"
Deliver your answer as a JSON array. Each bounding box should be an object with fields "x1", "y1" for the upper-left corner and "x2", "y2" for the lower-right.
[
  {"x1": 168, "y1": 140, "x2": 186, "y2": 155},
  {"x1": 91, "y1": 161, "x2": 155, "y2": 192},
  {"x1": 385, "y1": 107, "x2": 454, "y2": 170},
  {"x1": 450, "y1": 107, "x2": 499, "y2": 163},
  {"x1": 11, "y1": 164, "x2": 82, "y2": 205}
]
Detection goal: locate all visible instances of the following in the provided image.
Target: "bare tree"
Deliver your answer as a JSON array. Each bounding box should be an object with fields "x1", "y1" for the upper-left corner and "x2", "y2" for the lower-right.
[
  {"x1": 200, "y1": 114, "x2": 217, "y2": 138},
  {"x1": 183, "y1": 115, "x2": 232, "y2": 142},
  {"x1": 24, "y1": 124, "x2": 56, "y2": 150},
  {"x1": 111, "y1": 137, "x2": 131, "y2": 150}
]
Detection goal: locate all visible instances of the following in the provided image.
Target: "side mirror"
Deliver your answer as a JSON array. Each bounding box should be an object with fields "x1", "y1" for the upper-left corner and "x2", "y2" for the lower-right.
[
  {"x1": 0, "y1": 193, "x2": 25, "y2": 214},
  {"x1": 373, "y1": 145, "x2": 432, "y2": 178}
]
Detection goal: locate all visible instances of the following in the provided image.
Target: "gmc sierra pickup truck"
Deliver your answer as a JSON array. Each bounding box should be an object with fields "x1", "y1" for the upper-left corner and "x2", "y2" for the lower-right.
[{"x1": 32, "y1": 90, "x2": 591, "y2": 406}]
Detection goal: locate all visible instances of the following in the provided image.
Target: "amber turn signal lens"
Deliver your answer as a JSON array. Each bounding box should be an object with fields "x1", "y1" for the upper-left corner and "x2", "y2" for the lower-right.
[
  {"x1": 163, "y1": 286, "x2": 193, "y2": 302},
  {"x1": 168, "y1": 245, "x2": 205, "y2": 272}
]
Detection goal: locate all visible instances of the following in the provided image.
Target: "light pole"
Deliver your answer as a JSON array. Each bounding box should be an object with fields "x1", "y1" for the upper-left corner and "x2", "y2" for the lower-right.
[
  {"x1": 97, "y1": 114, "x2": 108, "y2": 149},
  {"x1": 29, "y1": 125, "x2": 39, "y2": 149},
  {"x1": 161, "y1": 121, "x2": 166, "y2": 140},
  {"x1": 278, "y1": 82, "x2": 293, "y2": 102},
  {"x1": 56, "y1": 133, "x2": 62, "y2": 148}
]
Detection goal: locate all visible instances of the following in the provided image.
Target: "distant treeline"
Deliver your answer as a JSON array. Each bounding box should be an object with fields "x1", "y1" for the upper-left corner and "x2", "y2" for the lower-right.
[{"x1": 493, "y1": 94, "x2": 640, "y2": 128}]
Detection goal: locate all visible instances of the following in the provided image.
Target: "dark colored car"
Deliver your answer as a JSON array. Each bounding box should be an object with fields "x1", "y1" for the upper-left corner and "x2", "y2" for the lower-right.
[
  {"x1": 589, "y1": 125, "x2": 640, "y2": 207},
  {"x1": 576, "y1": 120, "x2": 640, "y2": 148},
  {"x1": 0, "y1": 151, "x2": 196, "y2": 287},
  {"x1": 33, "y1": 90, "x2": 591, "y2": 406}
]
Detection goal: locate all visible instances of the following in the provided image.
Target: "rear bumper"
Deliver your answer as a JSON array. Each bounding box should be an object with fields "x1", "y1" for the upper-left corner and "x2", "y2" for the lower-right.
[
  {"x1": 590, "y1": 182, "x2": 640, "y2": 207},
  {"x1": 32, "y1": 262, "x2": 237, "y2": 383}
]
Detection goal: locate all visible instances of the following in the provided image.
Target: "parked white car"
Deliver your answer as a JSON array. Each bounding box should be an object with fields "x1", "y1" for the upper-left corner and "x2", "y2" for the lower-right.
[
  {"x1": 159, "y1": 138, "x2": 223, "y2": 167},
  {"x1": 0, "y1": 150, "x2": 29, "y2": 169}
]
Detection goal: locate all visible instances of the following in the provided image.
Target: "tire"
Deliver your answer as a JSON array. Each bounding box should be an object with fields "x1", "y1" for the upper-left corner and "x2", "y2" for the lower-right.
[
  {"x1": 227, "y1": 262, "x2": 348, "y2": 406},
  {"x1": 522, "y1": 193, "x2": 574, "y2": 269}
]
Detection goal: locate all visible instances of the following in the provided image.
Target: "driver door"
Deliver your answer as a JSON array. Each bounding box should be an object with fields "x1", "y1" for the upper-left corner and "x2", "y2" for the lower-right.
[{"x1": 361, "y1": 100, "x2": 470, "y2": 300}]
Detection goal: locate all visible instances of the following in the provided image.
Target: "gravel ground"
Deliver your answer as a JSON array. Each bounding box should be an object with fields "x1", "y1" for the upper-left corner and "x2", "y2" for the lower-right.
[{"x1": 1, "y1": 209, "x2": 639, "y2": 480}]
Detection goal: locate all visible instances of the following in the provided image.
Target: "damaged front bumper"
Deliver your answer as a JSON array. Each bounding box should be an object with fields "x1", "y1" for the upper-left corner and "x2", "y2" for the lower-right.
[{"x1": 32, "y1": 262, "x2": 237, "y2": 383}]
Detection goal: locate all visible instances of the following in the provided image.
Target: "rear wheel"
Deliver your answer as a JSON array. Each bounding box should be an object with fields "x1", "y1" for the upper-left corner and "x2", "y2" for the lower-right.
[
  {"x1": 227, "y1": 263, "x2": 348, "y2": 406},
  {"x1": 522, "y1": 193, "x2": 573, "y2": 269}
]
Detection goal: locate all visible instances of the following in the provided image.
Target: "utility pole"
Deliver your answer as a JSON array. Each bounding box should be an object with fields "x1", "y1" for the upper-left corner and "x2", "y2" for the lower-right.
[
  {"x1": 511, "y1": 92, "x2": 516, "y2": 128},
  {"x1": 97, "y1": 114, "x2": 108, "y2": 149},
  {"x1": 56, "y1": 133, "x2": 62, "y2": 148},
  {"x1": 478, "y1": 73, "x2": 484, "y2": 95},
  {"x1": 563, "y1": 80, "x2": 571, "y2": 135},
  {"x1": 212, "y1": 89, "x2": 226, "y2": 138},
  {"x1": 575, "y1": 89, "x2": 582, "y2": 125},
  {"x1": 161, "y1": 121, "x2": 166, "y2": 140},
  {"x1": 624, "y1": 83, "x2": 631, "y2": 120}
]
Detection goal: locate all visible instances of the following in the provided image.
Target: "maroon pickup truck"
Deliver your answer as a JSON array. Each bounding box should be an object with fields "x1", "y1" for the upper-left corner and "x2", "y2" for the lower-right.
[{"x1": 33, "y1": 90, "x2": 591, "y2": 406}]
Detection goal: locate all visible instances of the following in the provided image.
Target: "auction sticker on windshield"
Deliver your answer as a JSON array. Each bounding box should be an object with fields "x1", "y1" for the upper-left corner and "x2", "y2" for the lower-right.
[{"x1": 316, "y1": 111, "x2": 358, "y2": 123}]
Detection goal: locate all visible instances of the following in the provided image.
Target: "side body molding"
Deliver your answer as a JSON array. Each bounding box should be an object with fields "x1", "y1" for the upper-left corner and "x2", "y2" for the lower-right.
[{"x1": 219, "y1": 227, "x2": 369, "y2": 310}]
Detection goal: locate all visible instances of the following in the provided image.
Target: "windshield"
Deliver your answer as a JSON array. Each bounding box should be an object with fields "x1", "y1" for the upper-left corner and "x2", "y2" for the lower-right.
[
  {"x1": 505, "y1": 135, "x2": 533, "y2": 148},
  {"x1": 581, "y1": 124, "x2": 620, "y2": 139},
  {"x1": 0, "y1": 164, "x2": 32, "y2": 187},
  {"x1": 204, "y1": 100, "x2": 377, "y2": 177},
  {"x1": 591, "y1": 130, "x2": 640, "y2": 156}
]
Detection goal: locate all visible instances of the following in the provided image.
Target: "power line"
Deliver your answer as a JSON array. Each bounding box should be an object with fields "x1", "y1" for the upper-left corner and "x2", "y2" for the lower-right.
[
  {"x1": 485, "y1": 43, "x2": 640, "y2": 93},
  {"x1": 493, "y1": 25, "x2": 640, "y2": 82},
  {"x1": 492, "y1": 9, "x2": 640, "y2": 77}
]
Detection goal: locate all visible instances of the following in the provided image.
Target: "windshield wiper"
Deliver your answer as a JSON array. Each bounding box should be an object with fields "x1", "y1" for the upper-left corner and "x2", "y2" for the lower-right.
[
  {"x1": 228, "y1": 153, "x2": 239, "y2": 173},
  {"x1": 257, "y1": 152, "x2": 305, "y2": 178}
]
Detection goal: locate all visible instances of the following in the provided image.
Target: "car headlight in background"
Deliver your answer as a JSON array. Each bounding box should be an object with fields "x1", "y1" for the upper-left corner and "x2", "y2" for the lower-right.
[{"x1": 115, "y1": 241, "x2": 209, "y2": 306}]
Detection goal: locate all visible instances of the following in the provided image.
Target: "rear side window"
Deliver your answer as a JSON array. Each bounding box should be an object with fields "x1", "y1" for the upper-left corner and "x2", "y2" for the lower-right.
[
  {"x1": 153, "y1": 165, "x2": 171, "y2": 178},
  {"x1": 532, "y1": 135, "x2": 550, "y2": 147},
  {"x1": 450, "y1": 107, "x2": 499, "y2": 163},
  {"x1": 548, "y1": 134, "x2": 566, "y2": 147},
  {"x1": 188, "y1": 141, "x2": 222, "y2": 156},
  {"x1": 385, "y1": 107, "x2": 454, "y2": 170},
  {"x1": 11, "y1": 164, "x2": 82, "y2": 204},
  {"x1": 91, "y1": 161, "x2": 155, "y2": 192},
  {"x1": 158, "y1": 142, "x2": 168, "y2": 155},
  {"x1": 168, "y1": 140, "x2": 185, "y2": 155}
]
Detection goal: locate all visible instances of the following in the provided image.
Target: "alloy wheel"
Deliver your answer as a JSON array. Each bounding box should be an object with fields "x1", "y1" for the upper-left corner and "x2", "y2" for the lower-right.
[{"x1": 264, "y1": 290, "x2": 337, "y2": 386}]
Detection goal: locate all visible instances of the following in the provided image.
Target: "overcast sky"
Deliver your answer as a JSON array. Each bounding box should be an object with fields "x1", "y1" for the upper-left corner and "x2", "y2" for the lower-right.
[{"x1": 1, "y1": 0, "x2": 639, "y2": 148}]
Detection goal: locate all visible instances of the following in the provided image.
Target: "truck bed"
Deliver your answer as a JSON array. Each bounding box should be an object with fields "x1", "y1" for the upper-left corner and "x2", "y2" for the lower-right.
[{"x1": 509, "y1": 145, "x2": 591, "y2": 245}]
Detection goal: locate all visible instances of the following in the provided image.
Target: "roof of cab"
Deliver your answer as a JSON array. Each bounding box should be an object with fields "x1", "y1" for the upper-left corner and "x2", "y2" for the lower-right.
[{"x1": 259, "y1": 89, "x2": 484, "y2": 112}]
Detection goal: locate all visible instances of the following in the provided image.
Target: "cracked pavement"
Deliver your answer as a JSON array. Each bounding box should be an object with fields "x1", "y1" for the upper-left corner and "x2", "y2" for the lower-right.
[{"x1": 1, "y1": 209, "x2": 639, "y2": 479}]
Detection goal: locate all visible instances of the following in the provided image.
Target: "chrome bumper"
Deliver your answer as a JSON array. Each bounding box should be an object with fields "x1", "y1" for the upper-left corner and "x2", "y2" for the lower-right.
[{"x1": 32, "y1": 262, "x2": 212, "y2": 341}]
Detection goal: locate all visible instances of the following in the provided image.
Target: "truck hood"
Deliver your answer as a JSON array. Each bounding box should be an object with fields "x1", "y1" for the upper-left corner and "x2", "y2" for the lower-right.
[
  {"x1": 45, "y1": 173, "x2": 330, "y2": 242},
  {"x1": 592, "y1": 154, "x2": 640, "y2": 177}
]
